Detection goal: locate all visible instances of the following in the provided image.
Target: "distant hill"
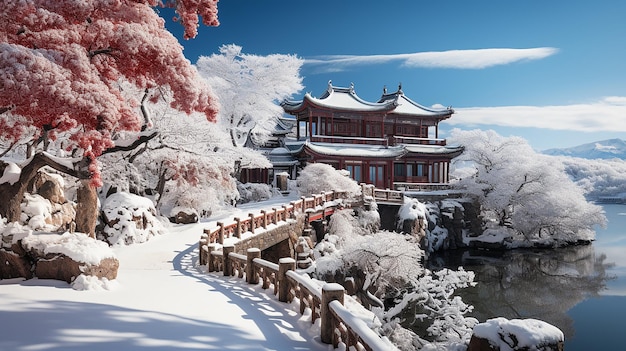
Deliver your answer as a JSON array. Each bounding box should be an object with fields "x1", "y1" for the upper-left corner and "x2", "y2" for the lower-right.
[{"x1": 543, "y1": 138, "x2": 626, "y2": 160}]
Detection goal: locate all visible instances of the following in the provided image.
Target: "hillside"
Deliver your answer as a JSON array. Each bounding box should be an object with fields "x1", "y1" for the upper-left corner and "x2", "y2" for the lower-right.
[{"x1": 543, "y1": 139, "x2": 626, "y2": 160}]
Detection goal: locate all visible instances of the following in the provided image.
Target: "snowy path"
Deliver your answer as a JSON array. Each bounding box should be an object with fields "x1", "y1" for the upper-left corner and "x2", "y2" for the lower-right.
[{"x1": 0, "y1": 199, "x2": 331, "y2": 351}]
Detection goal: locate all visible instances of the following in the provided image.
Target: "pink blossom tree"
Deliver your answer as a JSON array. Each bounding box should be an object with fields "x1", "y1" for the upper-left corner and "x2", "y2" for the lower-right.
[{"x1": 0, "y1": 0, "x2": 220, "y2": 226}]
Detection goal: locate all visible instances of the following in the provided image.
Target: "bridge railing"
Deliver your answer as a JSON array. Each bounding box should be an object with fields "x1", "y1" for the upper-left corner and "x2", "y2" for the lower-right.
[
  {"x1": 203, "y1": 246, "x2": 394, "y2": 351},
  {"x1": 202, "y1": 190, "x2": 347, "y2": 247},
  {"x1": 372, "y1": 188, "x2": 404, "y2": 204}
]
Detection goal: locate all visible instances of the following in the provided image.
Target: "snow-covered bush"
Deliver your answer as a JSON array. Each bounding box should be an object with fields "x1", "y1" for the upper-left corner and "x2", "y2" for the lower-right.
[
  {"x1": 237, "y1": 182, "x2": 273, "y2": 204},
  {"x1": 382, "y1": 268, "x2": 478, "y2": 351},
  {"x1": 314, "y1": 209, "x2": 422, "y2": 293},
  {"x1": 450, "y1": 129, "x2": 606, "y2": 247},
  {"x1": 297, "y1": 163, "x2": 361, "y2": 198},
  {"x1": 99, "y1": 192, "x2": 165, "y2": 246},
  {"x1": 355, "y1": 201, "x2": 381, "y2": 233},
  {"x1": 313, "y1": 207, "x2": 478, "y2": 350}
]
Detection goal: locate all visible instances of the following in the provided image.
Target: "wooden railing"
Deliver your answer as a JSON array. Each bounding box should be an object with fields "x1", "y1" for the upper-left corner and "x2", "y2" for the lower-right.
[
  {"x1": 203, "y1": 246, "x2": 394, "y2": 351},
  {"x1": 393, "y1": 135, "x2": 446, "y2": 146},
  {"x1": 311, "y1": 134, "x2": 389, "y2": 146},
  {"x1": 393, "y1": 182, "x2": 451, "y2": 192},
  {"x1": 202, "y1": 191, "x2": 345, "y2": 246},
  {"x1": 372, "y1": 188, "x2": 404, "y2": 204}
]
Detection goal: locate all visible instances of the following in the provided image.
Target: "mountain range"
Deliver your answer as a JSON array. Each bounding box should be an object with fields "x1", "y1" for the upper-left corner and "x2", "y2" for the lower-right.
[{"x1": 543, "y1": 138, "x2": 626, "y2": 160}]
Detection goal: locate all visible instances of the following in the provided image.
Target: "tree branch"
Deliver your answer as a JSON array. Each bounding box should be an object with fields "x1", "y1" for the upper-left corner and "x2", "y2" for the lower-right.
[
  {"x1": 88, "y1": 47, "x2": 113, "y2": 59},
  {"x1": 103, "y1": 131, "x2": 158, "y2": 154},
  {"x1": 0, "y1": 140, "x2": 19, "y2": 157},
  {"x1": 0, "y1": 106, "x2": 13, "y2": 115},
  {"x1": 25, "y1": 152, "x2": 92, "y2": 180}
]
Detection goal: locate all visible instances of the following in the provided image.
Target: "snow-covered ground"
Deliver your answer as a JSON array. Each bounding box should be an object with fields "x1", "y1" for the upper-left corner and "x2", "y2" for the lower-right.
[{"x1": 0, "y1": 195, "x2": 333, "y2": 351}]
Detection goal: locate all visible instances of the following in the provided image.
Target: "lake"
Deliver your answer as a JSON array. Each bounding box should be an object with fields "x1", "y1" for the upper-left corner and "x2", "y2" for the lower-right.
[{"x1": 425, "y1": 203, "x2": 626, "y2": 350}]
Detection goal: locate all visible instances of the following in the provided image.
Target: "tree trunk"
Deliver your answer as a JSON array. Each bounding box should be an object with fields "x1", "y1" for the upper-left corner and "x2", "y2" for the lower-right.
[
  {"x1": 75, "y1": 180, "x2": 98, "y2": 238},
  {"x1": 0, "y1": 154, "x2": 90, "y2": 223},
  {"x1": 0, "y1": 182, "x2": 25, "y2": 223}
]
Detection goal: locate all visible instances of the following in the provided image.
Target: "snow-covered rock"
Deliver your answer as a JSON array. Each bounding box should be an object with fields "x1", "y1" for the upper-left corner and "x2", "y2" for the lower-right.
[
  {"x1": 99, "y1": 192, "x2": 165, "y2": 245},
  {"x1": 468, "y1": 317, "x2": 564, "y2": 351},
  {"x1": 1, "y1": 231, "x2": 119, "y2": 284},
  {"x1": 169, "y1": 206, "x2": 198, "y2": 224}
]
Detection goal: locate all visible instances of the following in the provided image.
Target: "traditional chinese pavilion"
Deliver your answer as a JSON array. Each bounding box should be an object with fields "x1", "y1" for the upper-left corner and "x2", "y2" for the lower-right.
[{"x1": 281, "y1": 82, "x2": 464, "y2": 190}]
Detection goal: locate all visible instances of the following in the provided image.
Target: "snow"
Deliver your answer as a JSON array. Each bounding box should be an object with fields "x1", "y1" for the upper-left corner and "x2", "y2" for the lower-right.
[
  {"x1": 397, "y1": 197, "x2": 427, "y2": 222},
  {"x1": 473, "y1": 317, "x2": 563, "y2": 351},
  {"x1": 0, "y1": 202, "x2": 333, "y2": 350},
  {"x1": 18, "y1": 193, "x2": 72, "y2": 231},
  {"x1": 0, "y1": 161, "x2": 21, "y2": 185},
  {"x1": 329, "y1": 300, "x2": 396, "y2": 350},
  {"x1": 306, "y1": 141, "x2": 406, "y2": 158}
]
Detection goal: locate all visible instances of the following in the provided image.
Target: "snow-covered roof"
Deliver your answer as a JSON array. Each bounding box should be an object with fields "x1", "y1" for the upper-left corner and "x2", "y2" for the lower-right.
[
  {"x1": 267, "y1": 147, "x2": 300, "y2": 166},
  {"x1": 282, "y1": 82, "x2": 396, "y2": 113},
  {"x1": 304, "y1": 142, "x2": 463, "y2": 159},
  {"x1": 404, "y1": 144, "x2": 465, "y2": 156},
  {"x1": 379, "y1": 86, "x2": 454, "y2": 117},
  {"x1": 305, "y1": 142, "x2": 407, "y2": 158},
  {"x1": 282, "y1": 82, "x2": 453, "y2": 118}
]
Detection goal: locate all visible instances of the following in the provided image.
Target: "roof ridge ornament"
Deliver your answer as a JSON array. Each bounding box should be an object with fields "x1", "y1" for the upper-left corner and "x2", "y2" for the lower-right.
[
  {"x1": 383, "y1": 85, "x2": 387, "y2": 94},
  {"x1": 350, "y1": 82, "x2": 355, "y2": 93},
  {"x1": 398, "y1": 83, "x2": 403, "y2": 94}
]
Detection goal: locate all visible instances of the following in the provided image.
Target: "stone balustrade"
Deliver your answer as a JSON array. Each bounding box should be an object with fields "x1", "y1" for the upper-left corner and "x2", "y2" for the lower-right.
[
  {"x1": 203, "y1": 246, "x2": 393, "y2": 351},
  {"x1": 202, "y1": 190, "x2": 344, "y2": 247}
]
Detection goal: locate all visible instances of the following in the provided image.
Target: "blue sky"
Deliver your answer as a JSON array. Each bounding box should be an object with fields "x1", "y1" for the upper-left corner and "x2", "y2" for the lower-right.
[{"x1": 163, "y1": 0, "x2": 626, "y2": 150}]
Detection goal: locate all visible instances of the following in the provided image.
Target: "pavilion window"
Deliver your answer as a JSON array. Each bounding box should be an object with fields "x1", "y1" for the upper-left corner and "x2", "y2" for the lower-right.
[
  {"x1": 394, "y1": 163, "x2": 405, "y2": 177},
  {"x1": 407, "y1": 163, "x2": 414, "y2": 177},
  {"x1": 365, "y1": 122, "x2": 382, "y2": 137},
  {"x1": 345, "y1": 164, "x2": 362, "y2": 182}
]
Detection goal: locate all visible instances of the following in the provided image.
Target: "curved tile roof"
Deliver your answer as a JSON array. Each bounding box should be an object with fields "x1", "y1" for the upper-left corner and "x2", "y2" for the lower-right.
[
  {"x1": 378, "y1": 85, "x2": 454, "y2": 117},
  {"x1": 283, "y1": 82, "x2": 453, "y2": 118},
  {"x1": 282, "y1": 82, "x2": 396, "y2": 112}
]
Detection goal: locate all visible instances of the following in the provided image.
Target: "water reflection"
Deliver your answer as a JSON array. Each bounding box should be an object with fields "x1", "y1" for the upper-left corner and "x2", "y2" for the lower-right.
[{"x1": 426, "y1": 245, "x2": 615, "y2": 339}]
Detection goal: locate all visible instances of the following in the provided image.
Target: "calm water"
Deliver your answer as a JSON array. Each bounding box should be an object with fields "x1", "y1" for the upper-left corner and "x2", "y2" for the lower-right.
[{"x1": 425, "y1": 204, "x2": 626, "y2": 350}]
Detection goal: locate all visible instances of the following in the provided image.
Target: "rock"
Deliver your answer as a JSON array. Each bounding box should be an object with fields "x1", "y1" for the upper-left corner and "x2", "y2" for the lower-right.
[
  {"x1": 81, "y1": 257, "x2": 119, "y2": 280},
  {"x1": 34, "y1": 255, "x2": 119, "y2": 283},
  {"x1": 34, "y1": 255, "x2": 82, "y2": 283},
  {"x1": 0, "y1": 248, "x2": 33, "y2": 279},
  {"x1": 45, "y1": 202, "x2": 76, "y2": 230},
  {"x1": 37, "y1": 179, "x2": 66, "y2": 204},
  {"x1": 99, "y1": 192, "x2": 164, "y2": 245},
  {"x1": 21, "y1": 232, "x2": 119, "y2": 283},
  {"x1": 170, "y1": 211, "x2": 198, "y2": 224}
]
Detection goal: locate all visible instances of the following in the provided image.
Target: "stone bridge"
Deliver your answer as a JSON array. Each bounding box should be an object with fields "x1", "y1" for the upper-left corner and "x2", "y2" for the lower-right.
[{"x1": 199, "y1": 183, "x2": 456, "y2": 263}]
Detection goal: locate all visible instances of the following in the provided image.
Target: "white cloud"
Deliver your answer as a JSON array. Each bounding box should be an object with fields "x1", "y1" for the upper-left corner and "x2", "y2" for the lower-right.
[
  {"x1": 445, "y1": 97, "x2": 626, "y2": 132},
  {"x1": 304, "y1": 47, "x2": 558, "y2": 72}
]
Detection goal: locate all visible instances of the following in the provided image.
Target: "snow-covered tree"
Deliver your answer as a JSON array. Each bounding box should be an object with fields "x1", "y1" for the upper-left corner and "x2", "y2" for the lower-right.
[
  {"x1": 196, "y1": 44, "x2": 304, "y2": 147},
  {"x1": 450, "y1": 129, "x2": 606, "y2": 246},
  {"x1": 297, "y1": 163, "x2": 361, "y2": 198},
  {"x1": 313, "y1": 207, "x2": 477, "y2": 350},
  {"x1": 98, "y1": 90, "x2": 271, "y2": 218},
  {"x1": 0, "y1": 0, "x2": 220, "y2": 224}
]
